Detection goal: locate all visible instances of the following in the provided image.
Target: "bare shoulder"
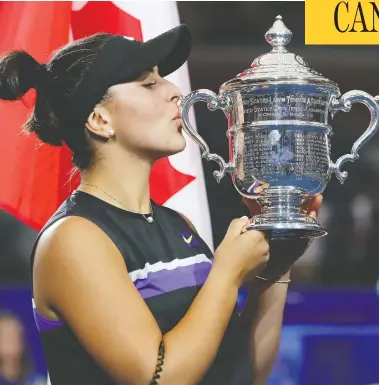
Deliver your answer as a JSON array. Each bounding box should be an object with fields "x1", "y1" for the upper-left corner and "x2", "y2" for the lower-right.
[
  {"x1": 34, "y1": 216, "x2": 126, "y2": 302},
  {"x1": 34, "y1": 215, "x2": 125, "y2": 276},
  {"x1": 36, "y1": 215, "x2": 116, "y2": 253}
]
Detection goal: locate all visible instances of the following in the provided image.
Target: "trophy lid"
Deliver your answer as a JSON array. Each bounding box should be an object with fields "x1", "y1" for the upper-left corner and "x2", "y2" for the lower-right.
[{"x1": 220, "y1": 16, "x2": 339, "y2": 92}]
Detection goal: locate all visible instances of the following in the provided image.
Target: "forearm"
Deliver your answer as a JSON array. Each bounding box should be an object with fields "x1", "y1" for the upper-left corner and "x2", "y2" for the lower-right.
[
  {"x1": 159, "y1": 267, "x2": 239, "y2": 385},
  {"x1": 240, "y1": 272, "x2": 290, "y2": 385}
]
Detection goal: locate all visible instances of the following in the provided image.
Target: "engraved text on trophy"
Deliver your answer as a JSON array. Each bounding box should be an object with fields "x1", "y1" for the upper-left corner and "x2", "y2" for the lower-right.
[
  {"x1": 235, "y1": 129, "x2": 330, "y2": 195},
  {"x1": 241, "y1": 93, "x2": 329, "y2": 123}
]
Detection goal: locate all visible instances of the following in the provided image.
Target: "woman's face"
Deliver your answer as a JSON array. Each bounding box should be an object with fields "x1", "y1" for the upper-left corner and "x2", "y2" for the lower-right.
[
  {"x1": 0, "y1": 319, "x2": 23, "y2": 361},
  {"x1": 101, "y1": 66, "x2": 185, "y2": 160}
]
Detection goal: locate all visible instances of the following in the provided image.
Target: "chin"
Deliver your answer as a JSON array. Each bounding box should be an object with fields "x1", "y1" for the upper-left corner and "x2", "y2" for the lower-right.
[
  {"x1": 168, "y1": 134, "x2": 187, "y2": 154},
  {"x1": 166, "y1": 143, "x2": 186, "y2": 157},
  {"x1": 175, "y1": 135, "x2": 187, "y2": 152},
  {"x1": 156, "y1": 137, "x2": 187, "y2": 158}
]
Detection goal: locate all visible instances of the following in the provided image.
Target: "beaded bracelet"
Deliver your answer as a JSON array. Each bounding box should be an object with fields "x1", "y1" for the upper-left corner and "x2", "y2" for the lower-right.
[
  {"x1": 256, "y1": 275, "x2": 291, "y2": 284},
  {"x1": 151, "y1": 341, "x2": 165, "y2": 385}
]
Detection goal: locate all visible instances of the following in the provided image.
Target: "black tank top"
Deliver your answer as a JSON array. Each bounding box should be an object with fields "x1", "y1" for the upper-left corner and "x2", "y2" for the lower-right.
[{"x1": 30, "y1": 191, "x2": 252, "y2": 385}]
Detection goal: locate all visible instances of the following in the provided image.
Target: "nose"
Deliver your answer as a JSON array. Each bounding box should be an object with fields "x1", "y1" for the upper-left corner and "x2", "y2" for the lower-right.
[{"x1": 169, "y1": 83, "x2": 182, "y2": 105}]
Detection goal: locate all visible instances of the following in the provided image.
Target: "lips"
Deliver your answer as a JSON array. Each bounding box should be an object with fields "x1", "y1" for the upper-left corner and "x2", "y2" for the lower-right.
[
  {"x1": 174, "y1": 118, "x2": 183, "y2": 132},
  {"x1": 172, "y1": 104, "x2": 183, "y2": 132},
  {"x1": 173, "y1": 105, "x2": 183, "y2": 120},
  {"x1": 173, "y1": 112, "x2": 182, "y2": 120}
]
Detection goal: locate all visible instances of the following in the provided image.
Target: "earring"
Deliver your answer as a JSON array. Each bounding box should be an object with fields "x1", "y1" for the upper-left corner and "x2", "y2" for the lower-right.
[{"x1": 108, "y1": 129, "x2": 115, "y2": 137}]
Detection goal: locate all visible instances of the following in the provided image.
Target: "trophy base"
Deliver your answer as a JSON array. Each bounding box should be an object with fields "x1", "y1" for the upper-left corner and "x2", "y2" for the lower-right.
[
  {"x1": 246, "y1": 220, "x2": 327, "y2": 240},
  {"x1": 246, "y1": 187, "x2": 328, "y2": 240}
]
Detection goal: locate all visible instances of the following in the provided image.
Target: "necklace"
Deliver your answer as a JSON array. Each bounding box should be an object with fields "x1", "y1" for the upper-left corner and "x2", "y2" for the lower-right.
[{"x1": 80, "y1": 183, "x2": 154, "y2": 224}]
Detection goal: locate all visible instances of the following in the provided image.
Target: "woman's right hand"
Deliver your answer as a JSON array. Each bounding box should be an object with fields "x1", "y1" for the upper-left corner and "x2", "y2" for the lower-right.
[{"x1": 213, "y1": 217, "x2": 270, "y2": 287}]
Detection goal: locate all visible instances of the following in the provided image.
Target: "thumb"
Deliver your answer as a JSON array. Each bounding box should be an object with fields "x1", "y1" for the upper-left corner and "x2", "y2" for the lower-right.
[{"x1": 226, "y1": 216, "x2": 250, "y2": 239}]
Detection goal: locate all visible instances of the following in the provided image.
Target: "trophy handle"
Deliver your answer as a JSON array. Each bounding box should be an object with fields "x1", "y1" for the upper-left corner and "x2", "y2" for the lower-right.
[
  {"x1": 330, "y1": 91, "x2": 379, "y2": 184},
  {"x1": 180, "y1": 89, "x2": 235, "y2": 183}
]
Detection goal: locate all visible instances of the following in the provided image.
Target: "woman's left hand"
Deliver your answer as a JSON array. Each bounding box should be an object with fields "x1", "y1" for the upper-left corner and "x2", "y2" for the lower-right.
[{"x1": 242, "y1": 194, "x2": 323, "y2": 280}]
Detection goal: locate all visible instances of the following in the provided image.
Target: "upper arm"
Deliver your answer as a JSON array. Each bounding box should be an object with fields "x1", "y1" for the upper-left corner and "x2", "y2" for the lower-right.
[{"x1": 33, "y1": 216, "x2": 161, "y2": 385}]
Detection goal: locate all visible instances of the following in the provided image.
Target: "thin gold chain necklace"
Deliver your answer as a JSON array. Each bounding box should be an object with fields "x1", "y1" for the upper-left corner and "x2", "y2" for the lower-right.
[{"x1": 80, "y1": 183, "x2": 154, "y2": 223}]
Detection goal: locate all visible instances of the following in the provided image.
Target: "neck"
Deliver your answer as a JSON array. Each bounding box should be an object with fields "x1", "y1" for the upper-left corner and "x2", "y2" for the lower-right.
[{"x1": 79, "y1": 152, "x2": 153, "y2": 213}]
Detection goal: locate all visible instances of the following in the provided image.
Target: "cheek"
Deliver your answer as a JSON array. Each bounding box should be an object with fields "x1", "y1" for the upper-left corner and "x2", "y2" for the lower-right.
[
  {"x1": 116, "y1": 101, "x2": 169, "y2": 140},
  {"x1": 135, "y1": 104, "x2": 168, "y2": 131},
  {"x1": 113, "y1": 95, "x2": 166, "y2": 131}
]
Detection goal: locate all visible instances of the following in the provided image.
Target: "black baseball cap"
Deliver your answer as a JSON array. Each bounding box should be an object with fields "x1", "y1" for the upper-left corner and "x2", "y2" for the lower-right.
[{"x1": 61, "y1": 23, "x2": 192, "y2": 124}]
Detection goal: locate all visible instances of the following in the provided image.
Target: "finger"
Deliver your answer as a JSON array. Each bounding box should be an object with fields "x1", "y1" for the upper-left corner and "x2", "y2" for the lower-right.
[
  {"x1": 309, "y1": 210, "x2": 317, "y2": 219},
  {"x1": 310, "y1": 194, "x2": 323, "y2": 216},
  {"x1": 303, "y1": 194, "x2": 323, "y2": 214},
  {"x1": 227, "y1": 217, "x2": 250, "y2": 238},
  {"x1": 242, "y1": 217, "x2": 258, "y2": 234},
  {"x1": 241, "y1": 228, "x2": 269, "y2": 248}
]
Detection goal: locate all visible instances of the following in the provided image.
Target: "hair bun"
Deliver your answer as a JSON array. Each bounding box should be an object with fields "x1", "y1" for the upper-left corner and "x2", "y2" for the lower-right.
[{"x1": 0, "y1": 50, "x2": 40, "y2": 100}]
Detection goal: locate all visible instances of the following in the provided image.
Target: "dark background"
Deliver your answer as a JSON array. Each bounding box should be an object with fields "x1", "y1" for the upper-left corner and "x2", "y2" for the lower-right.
[{"x1": 1, "y1": 1, "x2": 379, "y2": 286}]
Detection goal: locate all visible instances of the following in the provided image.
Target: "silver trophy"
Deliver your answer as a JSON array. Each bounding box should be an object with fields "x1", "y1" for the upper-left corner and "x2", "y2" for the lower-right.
[{"x1": 181, "y1": 16, "x2": 379, "y2": 240}]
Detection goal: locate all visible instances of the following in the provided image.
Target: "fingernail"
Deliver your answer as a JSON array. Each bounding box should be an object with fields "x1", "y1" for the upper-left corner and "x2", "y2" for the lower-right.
[{"x1": 240, "y1": 216, "x2": 249, "y2": 220}]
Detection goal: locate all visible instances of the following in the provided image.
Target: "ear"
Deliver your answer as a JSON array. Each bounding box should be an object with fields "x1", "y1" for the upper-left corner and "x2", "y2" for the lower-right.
[{"x1": 85, "y1": 105, "x2": 114, "y2": 139}]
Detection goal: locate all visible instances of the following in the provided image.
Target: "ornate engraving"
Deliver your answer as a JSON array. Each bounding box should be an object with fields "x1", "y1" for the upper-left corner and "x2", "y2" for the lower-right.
[
  {"x1": 241, "y1": 93, "x2": 329, "y2": 123},
  {"x1": 237, "y1": 129, "x2": 329, "y2": 191}
]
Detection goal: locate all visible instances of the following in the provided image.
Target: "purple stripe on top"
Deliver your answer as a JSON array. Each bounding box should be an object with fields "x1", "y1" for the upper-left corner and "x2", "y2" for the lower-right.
[
  {"x1": 33, "y1": 308, "x2": 64, "y2": 333},
  {"x1": 133, "y1": 260, "x2": 212, "y2": 299}
]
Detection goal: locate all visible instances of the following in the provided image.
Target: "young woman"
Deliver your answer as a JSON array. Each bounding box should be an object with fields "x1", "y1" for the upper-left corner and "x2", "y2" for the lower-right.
[{"x1": 0, "y1": 24, "x2": 321, "y2": 385}]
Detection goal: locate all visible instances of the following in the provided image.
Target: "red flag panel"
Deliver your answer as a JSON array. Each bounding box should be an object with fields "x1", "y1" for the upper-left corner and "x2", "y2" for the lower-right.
[{"x1": 0, "y1": 1, "x2": 72, "y2": 230}]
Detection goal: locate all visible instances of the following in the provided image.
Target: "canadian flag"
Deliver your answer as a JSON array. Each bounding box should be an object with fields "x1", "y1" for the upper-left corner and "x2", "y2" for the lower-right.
[{"x1": 0, "y1": 1, "x2": 214, "y2": 251}]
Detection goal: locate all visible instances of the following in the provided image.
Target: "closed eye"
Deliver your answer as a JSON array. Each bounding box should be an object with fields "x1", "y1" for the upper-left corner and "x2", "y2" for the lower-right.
[{"x1": 142, "y1": 82, "x2": 157, "y2": 89}]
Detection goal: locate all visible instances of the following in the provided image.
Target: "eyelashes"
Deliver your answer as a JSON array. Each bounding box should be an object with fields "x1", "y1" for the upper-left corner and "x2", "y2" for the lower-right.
[{"x1": 142, "y1": 82, "x2": 157, "y2": 89}]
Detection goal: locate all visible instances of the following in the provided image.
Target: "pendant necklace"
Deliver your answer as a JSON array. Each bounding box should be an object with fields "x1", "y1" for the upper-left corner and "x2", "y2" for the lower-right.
[{"x1": 80, "y1": 183, "x2": 154, "y2": 223}]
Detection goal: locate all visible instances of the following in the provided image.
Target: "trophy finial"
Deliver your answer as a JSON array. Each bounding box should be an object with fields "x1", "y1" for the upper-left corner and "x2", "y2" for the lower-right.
[{"x1": 265, "y1": 15, "x2": 292, "y2": 51}]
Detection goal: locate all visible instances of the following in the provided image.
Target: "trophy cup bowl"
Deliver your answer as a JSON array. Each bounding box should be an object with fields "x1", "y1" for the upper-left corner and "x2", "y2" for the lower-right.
[{"x1": 181, "y1": 16, "x2": 379, "y2": 240}]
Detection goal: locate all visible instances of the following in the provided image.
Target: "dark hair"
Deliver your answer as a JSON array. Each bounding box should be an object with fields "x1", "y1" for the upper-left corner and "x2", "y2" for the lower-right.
[
  {"x1": 0, "y1": 310, "x2": 33, "y2": 382},
  {"x1": 0, "y1": 33, "x2": 114, "y2": 170}
]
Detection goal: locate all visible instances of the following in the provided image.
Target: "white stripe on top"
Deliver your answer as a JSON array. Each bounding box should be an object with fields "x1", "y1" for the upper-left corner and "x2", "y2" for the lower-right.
[{"x1": 129, "y1": 254, "x2": 212, "y2": 283}]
